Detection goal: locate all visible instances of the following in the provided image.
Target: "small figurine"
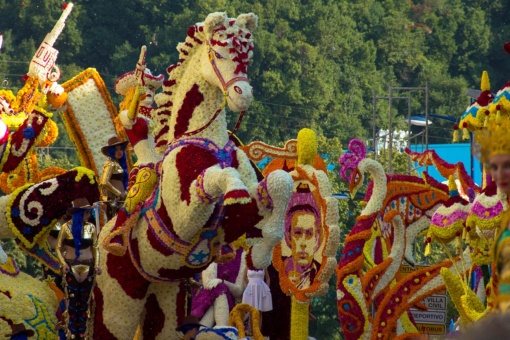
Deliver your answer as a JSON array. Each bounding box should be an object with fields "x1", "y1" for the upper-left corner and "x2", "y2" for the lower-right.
[
  {"x1": 99, "y1": 136, "x2": 129, "y2": 219},
  {"x1": 55, "y1": 198, "x2": 100, "y2": 339}
]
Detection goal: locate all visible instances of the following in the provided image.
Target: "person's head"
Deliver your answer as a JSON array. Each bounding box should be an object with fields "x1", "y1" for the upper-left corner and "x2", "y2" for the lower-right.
[
  {"x1": 67, "y1": 198, "x2": 94, "y2": 258},
  {"x1": 457, "y1": 313, "x2": 510, "y2": 340},
  {"x1": 474, "y1": 119, "x2": 510, "y2": 195},
  {"x1": 176, "y1": 315, "x2": 203, "y2": 339},
  {"x1": 181, "y1": 325, "x2": 199, "y2": 339},
  {"x1": 488, "y1": 153, "x2": 510, "y2": 195},
  {"x1": 111, "y1": 144, "x2": 125, "y2": 160},
  {"x1": 101, "y1": 136, "x2": 128, "y2": 160}
]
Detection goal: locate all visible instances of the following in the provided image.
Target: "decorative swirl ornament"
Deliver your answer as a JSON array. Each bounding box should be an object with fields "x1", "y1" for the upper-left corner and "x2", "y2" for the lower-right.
[{"x1": 240, "y1": 139, "x2": 297, "y2": 162}]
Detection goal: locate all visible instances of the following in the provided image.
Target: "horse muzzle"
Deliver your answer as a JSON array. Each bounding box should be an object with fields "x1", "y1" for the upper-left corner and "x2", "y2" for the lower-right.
[{"x1": 226, "y1": 80, "x2": 253, "y2": 112}]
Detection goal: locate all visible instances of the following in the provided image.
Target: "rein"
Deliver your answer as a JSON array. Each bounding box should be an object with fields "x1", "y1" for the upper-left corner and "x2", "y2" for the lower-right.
[{"x1": 171, "y1": 42, "x2": 248, "y2": 142}]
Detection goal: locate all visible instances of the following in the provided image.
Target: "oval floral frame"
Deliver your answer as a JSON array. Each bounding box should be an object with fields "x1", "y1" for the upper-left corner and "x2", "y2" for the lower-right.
[{"x1": 269, "y1": 162, "x2": 339, "y2": 303}]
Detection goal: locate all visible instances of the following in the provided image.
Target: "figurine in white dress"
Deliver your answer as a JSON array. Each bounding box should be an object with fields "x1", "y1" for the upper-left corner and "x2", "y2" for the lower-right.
[{"x1": 242, "y1": 269, "x2": 272, "y2": 312}]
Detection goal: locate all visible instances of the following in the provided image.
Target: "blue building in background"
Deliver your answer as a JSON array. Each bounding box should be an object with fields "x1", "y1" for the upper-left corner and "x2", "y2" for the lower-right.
[{"x1": 410, "y1": 143, "x2": 482, "y2": 186}]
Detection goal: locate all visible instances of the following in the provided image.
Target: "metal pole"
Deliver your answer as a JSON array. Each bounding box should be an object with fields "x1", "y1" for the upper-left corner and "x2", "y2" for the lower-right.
[
  {"x1": 470, "y1": 132, "x2": 474, "y2": 180},
  {"x1": 388, "y1": 84, "x2": 393, "y2": 173},
  {"x1": 425, "y1": 82, "x2": 429, "y2": 173},
  {"x1": 425, "y1": 82, "x2": 429, "y2": 151},
  {"x1": 373, "y1": 90, "x2": 377, "y2": 161},
  {"x1": 407, "y1": 92, "x2": 412, "y2": 174}
]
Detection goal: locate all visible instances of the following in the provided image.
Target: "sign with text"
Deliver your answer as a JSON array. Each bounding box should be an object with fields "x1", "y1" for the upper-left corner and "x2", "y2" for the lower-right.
[
  {"x1": 410, "y1": 309, "x2": 446, "y2": 324},
  {"x1": 415, "y1": 323, "x2": 446, "y2": 335},
  {"x1": 400, "y1": 265, "x2": 448, "y2": 336},
  {"x1": 423, "y1": 295, "x2": 447, "y2": 310}
]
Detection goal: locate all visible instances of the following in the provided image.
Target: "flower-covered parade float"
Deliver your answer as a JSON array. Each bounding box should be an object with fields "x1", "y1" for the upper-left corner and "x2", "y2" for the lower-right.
[{"x1": 7, "y1": 3, "x2": 510, "y2": 339}]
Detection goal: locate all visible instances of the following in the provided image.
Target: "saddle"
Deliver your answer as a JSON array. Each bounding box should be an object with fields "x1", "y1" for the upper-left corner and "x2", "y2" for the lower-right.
[{"x1": 103, "y1": 166, "x2": 159, "y2": 256}]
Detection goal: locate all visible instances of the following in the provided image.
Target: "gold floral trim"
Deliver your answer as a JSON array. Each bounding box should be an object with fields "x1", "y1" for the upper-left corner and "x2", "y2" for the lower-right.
[{"x1": 228, "y1": 303, "x2": 262, "y2": 340}]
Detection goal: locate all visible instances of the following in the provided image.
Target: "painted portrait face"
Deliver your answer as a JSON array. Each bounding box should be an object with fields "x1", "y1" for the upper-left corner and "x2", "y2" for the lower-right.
[
  {"x1": 489, "y1": 153, "x2": 510, "y2": 196},
  {"x1": 290, "y1": 212, "x2": 316, "y2": 266}
]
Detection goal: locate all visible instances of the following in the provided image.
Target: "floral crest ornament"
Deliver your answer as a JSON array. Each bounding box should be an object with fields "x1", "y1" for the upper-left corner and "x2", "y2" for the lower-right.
[
  {"x1": 336, "y1": 138, "x2": 468, "y2": 339},
  {"x1": 93, "y1": 13, "x2": 293, "y2": 339},
  {"x1": 339, "y1": 138, "x2": 366, "y2": 181}
]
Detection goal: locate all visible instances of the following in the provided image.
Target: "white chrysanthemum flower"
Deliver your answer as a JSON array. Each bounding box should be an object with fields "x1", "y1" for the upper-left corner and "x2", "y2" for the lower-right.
[{"x1": 0, "y1": 243, "x2": 7, "y2": 264}]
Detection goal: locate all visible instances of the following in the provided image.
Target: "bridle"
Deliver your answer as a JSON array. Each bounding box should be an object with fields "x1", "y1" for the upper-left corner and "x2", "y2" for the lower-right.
[{"x1": 172, "y1": 41, "x2": 249, "y2": 141}]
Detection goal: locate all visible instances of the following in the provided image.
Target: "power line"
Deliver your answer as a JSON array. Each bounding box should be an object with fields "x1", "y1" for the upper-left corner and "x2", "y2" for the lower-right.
[
  {"x1": 0, "y1": 60, "x2": 30, "y2": 64},
  {"x1": 254, "y1": 100, "x2": 316, "y2": 113}
]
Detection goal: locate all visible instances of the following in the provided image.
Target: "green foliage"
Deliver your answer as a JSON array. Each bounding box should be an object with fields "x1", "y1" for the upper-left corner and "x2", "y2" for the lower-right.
[
  {"x1": 377, "y1": 147, "x2": 416, "y2": 175},
  {"x1": 1, "y1": 238, "x2": 42, "y2": 279}
]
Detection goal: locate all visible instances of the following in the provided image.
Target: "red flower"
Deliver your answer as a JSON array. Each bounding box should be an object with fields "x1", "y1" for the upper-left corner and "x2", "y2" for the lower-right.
[
  {"x1": 62, "y1": 3, "x2": 68, "y2": 10},
  {"x1": 21, "y1": 74, "x2": 28, "y2": 82},
  {"x1": 504, "y1": 42, "x2": 510, "y2": 55}
]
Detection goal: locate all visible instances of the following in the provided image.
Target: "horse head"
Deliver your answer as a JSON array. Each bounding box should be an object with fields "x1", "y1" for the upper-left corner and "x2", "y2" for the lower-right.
[
  {"x1": 200, "y1": 12, "x2": 257, "y2": 112},
  {"x1": 153, "y1": 12, "x2": 258, "y2": 150}
]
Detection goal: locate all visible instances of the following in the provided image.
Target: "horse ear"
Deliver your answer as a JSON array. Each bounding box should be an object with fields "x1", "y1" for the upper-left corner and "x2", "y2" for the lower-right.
[
  {"x1": 236, "y1": 13, "x2": 258, "y2": 32},
  {"x1": 204, "y1": 12, "x2": 228, "y2": 37}
]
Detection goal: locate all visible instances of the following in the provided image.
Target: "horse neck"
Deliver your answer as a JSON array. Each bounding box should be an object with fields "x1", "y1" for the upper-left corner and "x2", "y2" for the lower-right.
[{"x1": 169, "y1": 53, "x2": 229, "y2": 147}]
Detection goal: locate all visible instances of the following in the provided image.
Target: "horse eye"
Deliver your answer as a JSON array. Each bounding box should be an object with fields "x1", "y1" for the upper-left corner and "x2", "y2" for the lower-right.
[{"x1": 215, "y1": 52, "x2": 223, "y2": 59}]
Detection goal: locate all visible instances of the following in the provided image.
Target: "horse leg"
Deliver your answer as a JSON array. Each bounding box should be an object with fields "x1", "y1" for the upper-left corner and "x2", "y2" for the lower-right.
[
  {"x1": 92, "y1": 283, "x2": 146, "y2": 340},
  {"x1": 247, "y1": 170, "x2": 293, "y2": 269},
  {"x1": 201, "y1": 165, "x2": 251, "y2": 205},
  {"x1": 200, "y1": 307, "x2": 215, "y2": 328},
  {"x1": 212, "y1": 294, "x2": 230, "y2": 326},
  {"x1": 197, "y1": 294, "x2": 229, "y2": 327},
  {"x1": 139, "y1": 281, "x2": 187, "y2": 340},
  {"x1": 93, "y1": 218, "x2": 148, "y2": 340}
]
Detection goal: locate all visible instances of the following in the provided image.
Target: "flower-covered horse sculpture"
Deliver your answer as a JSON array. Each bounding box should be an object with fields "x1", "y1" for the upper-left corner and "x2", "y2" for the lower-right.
[{"x1": 94, "y1": 12, "x2": 293, "y2": 339}]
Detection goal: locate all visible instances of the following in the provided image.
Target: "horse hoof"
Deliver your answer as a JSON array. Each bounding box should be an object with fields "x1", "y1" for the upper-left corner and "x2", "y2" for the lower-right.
[{"x1": 224, "y1": 189, "x2": 251, "y2": 205}]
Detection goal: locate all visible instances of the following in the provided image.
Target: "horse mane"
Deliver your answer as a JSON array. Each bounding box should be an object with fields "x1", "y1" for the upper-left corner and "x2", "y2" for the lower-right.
[{"x1": 152, "y1": 13, "x2": 256, "y2": 153}]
